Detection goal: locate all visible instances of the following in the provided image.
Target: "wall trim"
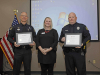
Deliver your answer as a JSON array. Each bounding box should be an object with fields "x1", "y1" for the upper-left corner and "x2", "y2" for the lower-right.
[{"x1": 2, "y1": 71, "x2": 100, "y2": 75}]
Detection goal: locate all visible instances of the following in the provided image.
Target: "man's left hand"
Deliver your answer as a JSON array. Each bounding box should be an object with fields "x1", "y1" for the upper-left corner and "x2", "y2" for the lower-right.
[
  {"x1": 29, "y1": 41, "x2": 35, "y2": 46},
  {"x1": 75, "y1": 43, "x2": 83, "y2": 48}
]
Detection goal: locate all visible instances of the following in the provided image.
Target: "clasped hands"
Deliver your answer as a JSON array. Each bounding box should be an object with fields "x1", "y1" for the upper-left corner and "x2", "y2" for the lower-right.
[{"x1": 40, "y1": 47, "x2": 52, "y2": 55}]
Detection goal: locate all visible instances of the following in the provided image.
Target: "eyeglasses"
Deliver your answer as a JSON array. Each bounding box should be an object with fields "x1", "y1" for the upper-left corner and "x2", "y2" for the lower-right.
[{"x1": 21, "y1": 15, "x2": 28, "y2": 17}]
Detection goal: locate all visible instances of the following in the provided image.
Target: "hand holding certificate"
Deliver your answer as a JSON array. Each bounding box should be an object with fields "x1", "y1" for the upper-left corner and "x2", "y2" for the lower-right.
[
  {"x1": 16, "y1": 32, "x2": 33, "y2": 45},
  {"x1": 64, "y1": 33, "x2": 82, "y2": 47}
]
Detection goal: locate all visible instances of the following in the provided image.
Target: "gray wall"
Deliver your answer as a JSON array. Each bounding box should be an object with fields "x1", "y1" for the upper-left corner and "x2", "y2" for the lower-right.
[{"x1": 0, "y1": 0, "x2": 100, "y2": 71}]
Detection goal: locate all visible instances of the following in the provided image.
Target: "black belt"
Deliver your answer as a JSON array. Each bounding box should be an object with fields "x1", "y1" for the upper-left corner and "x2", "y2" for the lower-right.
[
  {"x1": 70, "y1": 48, "x2": 75, "y2": 51},
  {"x1": 22, "y1": 46, "x2": 26, "y2": 48},
  {"x1": 70, "y1": 48, "x2": 81, "y2": 52}
]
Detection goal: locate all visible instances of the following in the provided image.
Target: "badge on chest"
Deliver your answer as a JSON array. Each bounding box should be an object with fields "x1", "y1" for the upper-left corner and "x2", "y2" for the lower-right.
[
  {"x1": 77, "y1": 27, "x2": 80, "y2": 30},
  {"x1": 28, "y1": 27, "x2": 31, "y2": 31}
]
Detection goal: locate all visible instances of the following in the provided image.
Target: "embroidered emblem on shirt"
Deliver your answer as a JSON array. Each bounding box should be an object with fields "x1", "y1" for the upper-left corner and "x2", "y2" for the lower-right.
[
  {"x1": 28, "y1": 27, "x2": 31, "y2": 31},
  {"x1": 86, "y1": 27, "x2": 88, "y2": 30},
  {"x1": 77, "y1": 27, "x2": 80, "y2": 30},
  {"x1": 17, "y1": 27, "x2": 20, "y2": 31},
  {"x1": 10, "y1": 27, "x2": 13, "y2": 30}
]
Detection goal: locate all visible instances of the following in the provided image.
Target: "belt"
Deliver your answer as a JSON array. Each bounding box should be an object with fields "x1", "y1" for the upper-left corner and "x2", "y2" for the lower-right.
[
  {"x1": 70, "y1": 49, "x2": 75, "y2": 51},
  {"x1": 72, "y1": 49, "x2": 75, "y2": 51},
  {"x1": 22, "y1": 46, "x2": 26, "y2": 48},
  {"x1": 70, "y1": 48, "x2": 81, "y2": 52}
]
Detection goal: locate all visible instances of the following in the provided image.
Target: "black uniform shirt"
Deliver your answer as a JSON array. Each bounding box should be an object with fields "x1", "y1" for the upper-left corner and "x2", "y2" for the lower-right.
[
  {"x1": 7, "y1": 23, "x2": 36, "y2": 49},
  {"x1": 59, "y1": 22, "x2": 91, "y2": 53}
]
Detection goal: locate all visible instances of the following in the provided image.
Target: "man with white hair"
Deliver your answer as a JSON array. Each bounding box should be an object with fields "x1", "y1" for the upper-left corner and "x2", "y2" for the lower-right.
[
  {"x1": 59, "y1": 12, "x2": 91, "y2": 75},
  {"x1": 7, "y1": 12, "x2": 36, "y2": 75}
]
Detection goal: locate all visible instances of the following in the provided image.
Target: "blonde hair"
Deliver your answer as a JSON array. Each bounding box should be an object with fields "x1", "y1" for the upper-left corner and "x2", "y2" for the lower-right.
[{"x1": 43, "y1": 17, "x2": 53, "y2": 29}]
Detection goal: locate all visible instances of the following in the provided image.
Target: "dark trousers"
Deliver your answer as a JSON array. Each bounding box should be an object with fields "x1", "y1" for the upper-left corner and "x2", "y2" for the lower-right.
[
  {"x1": 40, "y1": 63, "x2": 54, "y2": 75},
  {"x1": 65, "y1": 51, "x2": 86, "y2": 75},
  {"x1": 13, "y1": 48, "x2": 32, "y2": 75}
]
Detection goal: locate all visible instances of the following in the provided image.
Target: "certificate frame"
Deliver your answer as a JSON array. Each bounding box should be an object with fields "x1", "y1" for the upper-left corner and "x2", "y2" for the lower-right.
[
  {"x1": 64, "y1": 33, "x2": 82, "y2": 47},
  {"x1": 16, "y1": 32, "x2": 33, "y2": 45}
]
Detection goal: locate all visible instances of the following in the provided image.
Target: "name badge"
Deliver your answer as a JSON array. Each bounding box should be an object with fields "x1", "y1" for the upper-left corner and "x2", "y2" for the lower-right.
[
  {"x1": 17, "y1": 27, "x2": 20, "y2": 31},
  {"x1": 17, "y1": 29, "x2": 20, "y2": 31},
  {"x1": 65, "y1": 30, "x2": 68, "y2": 31},
  {"x1": 41, "y1": 32, "x2": 45, "y2": 34}
]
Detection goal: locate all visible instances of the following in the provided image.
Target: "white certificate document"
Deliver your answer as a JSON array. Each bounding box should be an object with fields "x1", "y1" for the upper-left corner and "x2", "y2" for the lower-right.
[
  {"x1": 18, "y1": 34, "x2": 31, "y2": 43},
  {"x1": 66, "y1": 35, "x2": 80, "y2": 45},
  {"x1": 16, "y1": 32, "x2": 33, "y2": 45},
  {"x1": 64, "y1": 33, "x2": 82, "y2": 47}
]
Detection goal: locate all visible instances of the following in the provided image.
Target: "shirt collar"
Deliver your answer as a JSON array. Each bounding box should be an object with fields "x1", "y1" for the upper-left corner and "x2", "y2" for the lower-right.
[
  {"x1": 69, "y1": 22, "x2": 77, "y2": 26},
  {"x1": 20, "y1": 23, "x2": 27, "y2": 26}
]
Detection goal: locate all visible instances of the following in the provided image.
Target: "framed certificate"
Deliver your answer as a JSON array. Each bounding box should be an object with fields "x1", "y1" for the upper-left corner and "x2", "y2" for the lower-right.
[
  {"x1": 64, "y1": 33, "x2": 82, "y2": 47},
  {"x1": 16, "y1": 32, "x2": 33, "y2": 45}
]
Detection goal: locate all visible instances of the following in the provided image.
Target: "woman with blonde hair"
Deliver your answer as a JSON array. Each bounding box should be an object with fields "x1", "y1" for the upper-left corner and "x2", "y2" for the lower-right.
[{"x1": 36, "y1": 17, "x2": 58, "y2": 75}]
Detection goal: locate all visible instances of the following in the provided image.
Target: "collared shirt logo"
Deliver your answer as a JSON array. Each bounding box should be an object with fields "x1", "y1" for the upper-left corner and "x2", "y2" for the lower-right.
[{"x1": 28, "y1": 27, "x2": 31, "y2": 31}]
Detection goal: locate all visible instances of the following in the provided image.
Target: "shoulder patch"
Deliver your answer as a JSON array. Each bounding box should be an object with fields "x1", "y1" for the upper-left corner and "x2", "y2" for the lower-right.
[
  {"x1": 9, "y1": 27, "x2": 13, "y2": 30},
  {"x1": 86, "y1": 27, "x2": 88, "y2": 30}
]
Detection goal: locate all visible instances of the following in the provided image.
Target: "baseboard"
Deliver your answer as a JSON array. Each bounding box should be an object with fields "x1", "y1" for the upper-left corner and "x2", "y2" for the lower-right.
[
  {"x1": 86, "y1": 71, "x2": 100, "y2": 74},
  {"x1": 2, "y1": 71, "x2": 100, "y2": 75}
]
